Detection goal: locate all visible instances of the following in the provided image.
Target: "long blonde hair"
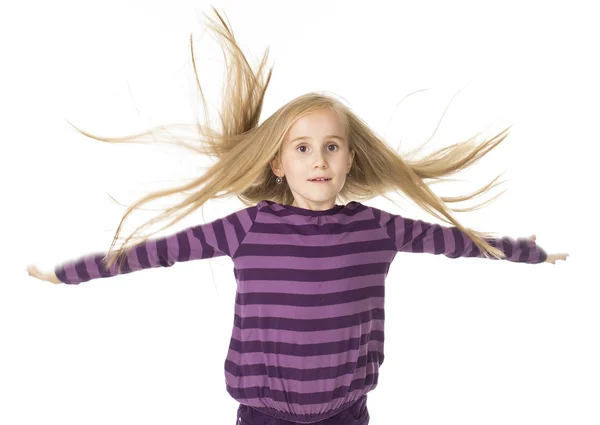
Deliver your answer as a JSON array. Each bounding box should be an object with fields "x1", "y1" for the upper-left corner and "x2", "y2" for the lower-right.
[{"x1": 66, "y1": 7, "x2": 510, "y2": 273}]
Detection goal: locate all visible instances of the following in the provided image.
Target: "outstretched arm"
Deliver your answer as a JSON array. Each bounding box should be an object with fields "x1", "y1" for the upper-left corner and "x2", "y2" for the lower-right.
[
  {"x1": 383, "y1": 211, "x2": 552, "y2": 264},
  {"x1": 26, "y1": 205, "x2": 257, "y2": 284}
]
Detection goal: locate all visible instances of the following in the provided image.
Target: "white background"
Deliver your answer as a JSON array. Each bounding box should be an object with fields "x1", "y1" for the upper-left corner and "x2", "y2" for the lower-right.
[{"x1": 3, "y1": 0, "x2": 596, "y2": 424}]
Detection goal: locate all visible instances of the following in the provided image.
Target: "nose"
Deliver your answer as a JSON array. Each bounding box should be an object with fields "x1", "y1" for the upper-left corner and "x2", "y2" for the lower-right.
[{"x1": 312, "y1": 152, "x2": 328, "y2": 168}]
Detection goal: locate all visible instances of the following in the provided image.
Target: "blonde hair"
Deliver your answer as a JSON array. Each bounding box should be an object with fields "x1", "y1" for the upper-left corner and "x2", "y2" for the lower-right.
[{"x1": 66, "y1": 7, "x2": 510, "y2": 273}]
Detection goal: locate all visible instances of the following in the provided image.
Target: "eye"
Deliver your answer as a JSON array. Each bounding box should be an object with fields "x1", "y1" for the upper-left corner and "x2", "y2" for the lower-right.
[{"x1": 296, "y1": 144, "x2": 339, "y2": 153}]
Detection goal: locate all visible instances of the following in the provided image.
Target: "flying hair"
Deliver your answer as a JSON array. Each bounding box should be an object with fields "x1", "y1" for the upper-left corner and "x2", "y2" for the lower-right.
[{"x1": 63, "y1": 7, "x2": 510, "y2": 274}]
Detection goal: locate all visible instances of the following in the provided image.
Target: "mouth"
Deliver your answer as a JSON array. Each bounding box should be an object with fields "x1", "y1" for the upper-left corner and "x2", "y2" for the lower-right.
[{"x1": 308, "y1": 178, "x2": 332, "y2": 183}]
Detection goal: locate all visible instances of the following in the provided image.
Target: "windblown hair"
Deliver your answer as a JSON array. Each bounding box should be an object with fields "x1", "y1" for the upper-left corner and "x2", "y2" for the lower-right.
[{"x1": 66, "y1": 7, "x2": 511, "y2": 273}]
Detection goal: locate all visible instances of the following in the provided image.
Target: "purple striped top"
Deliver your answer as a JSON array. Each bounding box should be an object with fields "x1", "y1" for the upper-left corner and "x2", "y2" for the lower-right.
[{"x1": 55, "y1": 200, "x2": 547, "y2": 423}]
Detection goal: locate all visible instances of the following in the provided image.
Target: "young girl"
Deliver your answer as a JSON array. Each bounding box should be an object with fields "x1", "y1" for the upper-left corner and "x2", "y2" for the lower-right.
[{"x1": 26, "y1": 7, "x2": 568, "y2": 425}]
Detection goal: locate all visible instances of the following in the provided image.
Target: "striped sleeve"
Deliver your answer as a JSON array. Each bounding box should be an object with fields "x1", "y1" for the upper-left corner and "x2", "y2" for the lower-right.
[
  {"x1": 379, "y1": 210, "x2": 547, "y2": 264},
  {"x1": 55, "y1": 206, "x2": 258, "y2": 284}
]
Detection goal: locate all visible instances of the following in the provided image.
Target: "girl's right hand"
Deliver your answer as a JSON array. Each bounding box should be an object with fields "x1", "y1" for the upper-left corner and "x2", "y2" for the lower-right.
[{"x1": 26, "y1": 265, "x2": 62, "y2": 284}]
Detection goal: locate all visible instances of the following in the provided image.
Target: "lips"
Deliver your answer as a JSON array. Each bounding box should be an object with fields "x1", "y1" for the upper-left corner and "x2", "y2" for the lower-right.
[{"x1": 308, "y1": 178, "x2": 332, "y2": 181}]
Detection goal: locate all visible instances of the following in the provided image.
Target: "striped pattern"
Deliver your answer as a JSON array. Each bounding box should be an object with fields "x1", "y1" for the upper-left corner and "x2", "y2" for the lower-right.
[{"x1": 54, "y1": 199, "x2": 547, "y2": 423}]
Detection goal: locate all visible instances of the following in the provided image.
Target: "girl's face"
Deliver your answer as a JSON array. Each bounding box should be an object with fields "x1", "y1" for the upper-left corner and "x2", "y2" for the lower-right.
[{"x1": 271, "y1": 108, "x2": 354, "y2": 210}]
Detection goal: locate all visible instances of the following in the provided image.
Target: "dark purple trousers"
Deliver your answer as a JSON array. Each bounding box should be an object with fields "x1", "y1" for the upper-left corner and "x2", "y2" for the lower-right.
[{"x1": 236, "y1": 395, "x2": 369, "y2": 425}]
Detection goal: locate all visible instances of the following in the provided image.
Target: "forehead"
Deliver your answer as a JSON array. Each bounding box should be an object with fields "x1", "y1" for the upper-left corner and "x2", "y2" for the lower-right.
[{"x1": 286, "y1": 108, "x2": 345, "y2": 140}]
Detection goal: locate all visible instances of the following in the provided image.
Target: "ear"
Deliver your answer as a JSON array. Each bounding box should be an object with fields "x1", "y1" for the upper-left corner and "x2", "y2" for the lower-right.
[{"x1": 270, "y1": 157, "x2": 281, "y2": 175}]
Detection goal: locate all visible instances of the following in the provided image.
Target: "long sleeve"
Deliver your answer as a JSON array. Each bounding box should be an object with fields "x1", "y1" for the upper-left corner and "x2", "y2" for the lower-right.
[
  {"x1": 55, "y1": 206, "x2": 257, "y2": 284},
  {"x1": 381, "y1": 211, "x2": 547, "y2": 264}
]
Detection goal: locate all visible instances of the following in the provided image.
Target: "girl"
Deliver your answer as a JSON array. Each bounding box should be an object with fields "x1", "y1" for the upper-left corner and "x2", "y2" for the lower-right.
[{"x1": 26, "y1": 7, "x2": 568, "y2": 425}]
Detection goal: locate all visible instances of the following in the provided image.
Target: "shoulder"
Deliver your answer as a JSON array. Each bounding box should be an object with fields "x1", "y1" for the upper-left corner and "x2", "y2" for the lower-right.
[
  {"x1": 216, "y1": 203, "x2": 262, "y2": 226},
  {"x1": 353, "y1": 202, "x2": 393, "y2": 220}
]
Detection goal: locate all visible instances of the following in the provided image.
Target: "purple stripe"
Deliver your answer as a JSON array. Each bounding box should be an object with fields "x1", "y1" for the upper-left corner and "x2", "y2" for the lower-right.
[
  {"x1": 236, "y1": 252, "x2": 392, "y2": 283},
  {"x1": 225, "y1": 361, "x2": 380, "y2": 396},
  {"x1": 225, "y1": 349, "x2": 383, "y2": 381},
  {"x1": 234, "y1": 306, "x2": 384, "y2": 332},
  {"x1": 226, "y1": 373, "x2": 378, "y2": 405},
  {"x1": 237, "y1": 287, "x2": 384, "y2": 315},
  {"x1": 230, "y1": 319, "x2": 384, "y2": 347},
  {"x1": 242, "y1": 262, "x2": 389, "y2": 282},
  {"x1": 227, "y1": 332, "x2": 384, "y2": 363}
]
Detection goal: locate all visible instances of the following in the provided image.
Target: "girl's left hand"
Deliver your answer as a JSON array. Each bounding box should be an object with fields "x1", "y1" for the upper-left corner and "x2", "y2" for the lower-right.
[
  {"x1": 26, "y1": 264, "x2": 62, "y2": 284},
  {"x1": 529, "y1": 234, "x2": 569, "y2": 264}
]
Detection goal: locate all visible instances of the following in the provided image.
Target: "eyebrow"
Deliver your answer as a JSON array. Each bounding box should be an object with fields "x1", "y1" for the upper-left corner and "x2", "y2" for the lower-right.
[{"x1": 289, "y1": 135, "x2": 345, "y2": 143}]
